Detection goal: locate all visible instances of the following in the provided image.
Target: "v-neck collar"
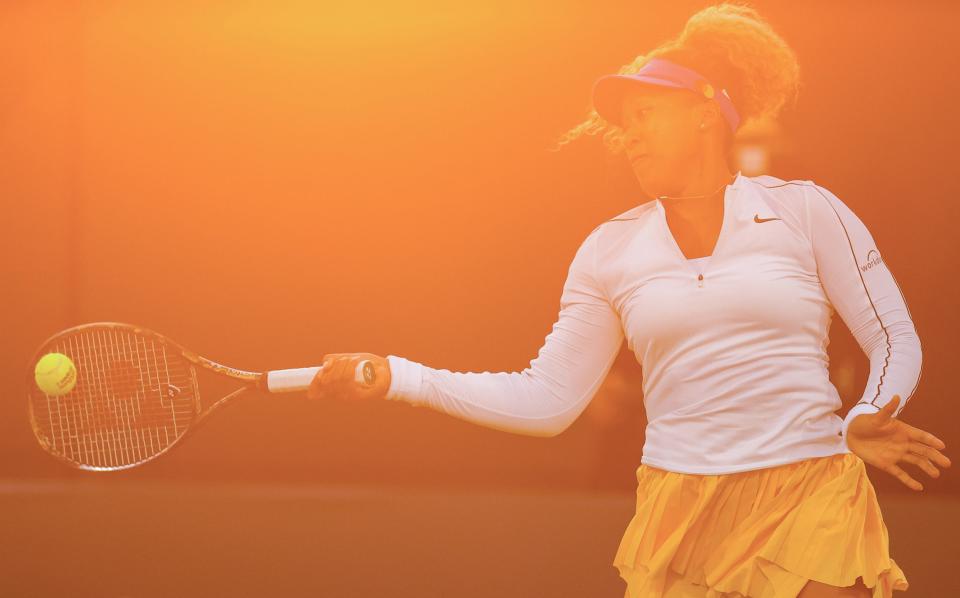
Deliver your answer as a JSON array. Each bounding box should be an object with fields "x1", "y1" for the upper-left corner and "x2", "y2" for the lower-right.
[
  {"x1": 654, "y1": 170, "x2": 743, "y2": 218},
  {"x1": 653, "y1": 170, "x2": 745, "y2": 271}
]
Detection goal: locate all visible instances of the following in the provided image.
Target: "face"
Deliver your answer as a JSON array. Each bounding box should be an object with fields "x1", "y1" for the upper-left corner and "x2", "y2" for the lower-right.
[{"x1": 619, "y1": 86, "x2": 714, "y2": 197}]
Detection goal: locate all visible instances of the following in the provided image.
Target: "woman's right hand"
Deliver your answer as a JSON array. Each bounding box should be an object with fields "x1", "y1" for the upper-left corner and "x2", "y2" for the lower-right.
[{"x1": 307, "y1": 352, "x2": 392, "y2": 402}]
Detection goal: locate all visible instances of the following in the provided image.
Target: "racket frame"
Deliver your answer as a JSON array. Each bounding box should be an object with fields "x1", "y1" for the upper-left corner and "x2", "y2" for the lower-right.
[
  {"x1": 29, "y1": 322, "x2": 265, "y2": 471},
  {"x1": 27, "y1": 321, "x2": 371, "y2": 471}
]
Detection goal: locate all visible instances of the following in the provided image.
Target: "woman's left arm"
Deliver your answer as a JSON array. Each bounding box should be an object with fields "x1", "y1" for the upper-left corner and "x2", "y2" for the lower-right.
[{"x1": 804, "y1": 181, "x2": 950, "y2": 490}]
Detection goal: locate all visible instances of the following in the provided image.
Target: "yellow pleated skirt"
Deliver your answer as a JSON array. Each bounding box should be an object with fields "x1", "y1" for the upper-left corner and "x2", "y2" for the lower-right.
[{"x1": 614, "y1": 452, "x2": 909, "y2": 598}]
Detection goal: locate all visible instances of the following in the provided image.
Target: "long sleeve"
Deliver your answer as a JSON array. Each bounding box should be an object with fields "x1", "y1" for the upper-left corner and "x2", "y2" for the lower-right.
[
  {"x1": 804, "y1": 182, "x2": 923, "y2": 446},
  {"x1": 383, "y1": 227, "x2": 625, "y2": 437}
]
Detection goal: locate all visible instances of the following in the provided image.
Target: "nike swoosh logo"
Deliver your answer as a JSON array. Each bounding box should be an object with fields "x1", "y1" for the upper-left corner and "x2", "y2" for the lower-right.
[{"x1": 754, "y1": 214, "x2": 782, "y2": 223}]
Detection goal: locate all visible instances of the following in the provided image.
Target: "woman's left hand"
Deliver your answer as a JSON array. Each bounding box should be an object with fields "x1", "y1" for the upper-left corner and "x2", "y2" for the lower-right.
[{"x1": 846, "y1": 395, "x2": 952, "y2": 491}]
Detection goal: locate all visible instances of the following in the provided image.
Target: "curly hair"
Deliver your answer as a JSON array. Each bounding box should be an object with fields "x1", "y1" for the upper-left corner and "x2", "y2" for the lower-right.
[{"x1": 551, "y1": 2, "x2": 801, "y2": 156}]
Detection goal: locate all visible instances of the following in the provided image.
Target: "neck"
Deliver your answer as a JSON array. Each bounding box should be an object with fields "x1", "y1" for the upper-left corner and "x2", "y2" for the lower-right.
[{"x1": 658, "y1": 164, "x2": 737, "y2": 218}]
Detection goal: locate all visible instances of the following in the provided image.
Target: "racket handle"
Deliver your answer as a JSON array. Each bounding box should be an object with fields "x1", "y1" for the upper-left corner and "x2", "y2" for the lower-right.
[
  {"x1": 264, "y1": 367, "x2": 321, "y2": 392},
  {"x1": 263, "y1": 360, "x2": 377, "y2": 393}
]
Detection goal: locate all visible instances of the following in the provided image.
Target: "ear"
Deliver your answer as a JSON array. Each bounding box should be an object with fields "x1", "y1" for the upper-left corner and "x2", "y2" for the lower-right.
[{"x1": 696, "y1": 101, "x2": 723, "y2": 132}]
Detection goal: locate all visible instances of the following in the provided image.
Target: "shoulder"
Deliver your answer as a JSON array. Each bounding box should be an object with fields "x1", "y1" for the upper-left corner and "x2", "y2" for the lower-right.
[
  {"x1": 748, "y1": 173, "x2": 846, "y2": 206},
  {"x1": 749, "y1": 173, "x2": 809, "y2": 189},
  {"x1": 746, "y1": 173, "x2": 858, "y2": 225},
  {"x1": 748, "y1": 173, "x2": 813, "y2": 203},
  {"x1": 748, "y1": 175, "x2": 876, "y2": 250},
  {"x1": 566, "y1": 199, "x2": 656, "y2": 271},
  {"x1": 586, "y1": 199, "x2": 658, "y2": 238},
  {"x1": 578, "y1": 200, "x2": 658, "y2": 263}
]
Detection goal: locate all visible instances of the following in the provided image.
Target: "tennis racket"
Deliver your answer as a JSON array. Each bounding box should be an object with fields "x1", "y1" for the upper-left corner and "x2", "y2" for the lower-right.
[{"x1": 26, "y1": 322, "x2": 376, "y2": 471}]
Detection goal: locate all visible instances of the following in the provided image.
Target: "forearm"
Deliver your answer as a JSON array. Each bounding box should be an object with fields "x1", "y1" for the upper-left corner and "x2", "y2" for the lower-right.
[
  {"x1": 384, "y1": 346, "x2": 619, "y2": 438},
  {"x1": 841, "y1": 329, "x2": 922, "y2": 442},
  {"x1": 381, "y1": 226, "x2": 624, "y2": 438}
]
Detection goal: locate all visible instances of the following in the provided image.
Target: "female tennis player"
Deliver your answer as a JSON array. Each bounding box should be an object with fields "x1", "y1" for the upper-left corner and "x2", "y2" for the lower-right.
[{"x1": 308, "y1": 3, "x2": 950, "y2": 597}]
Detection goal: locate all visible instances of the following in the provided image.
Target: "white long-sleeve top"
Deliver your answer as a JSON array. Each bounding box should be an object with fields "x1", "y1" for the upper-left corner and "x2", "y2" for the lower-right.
[{"x1": 385, "y1": 170, "x2": 922, "y2": 474}]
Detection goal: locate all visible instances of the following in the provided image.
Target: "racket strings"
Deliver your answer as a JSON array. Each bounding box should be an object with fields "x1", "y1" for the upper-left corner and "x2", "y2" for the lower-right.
[{"x1": 29, "y1": 328, "x2": 197, "y2": 469}]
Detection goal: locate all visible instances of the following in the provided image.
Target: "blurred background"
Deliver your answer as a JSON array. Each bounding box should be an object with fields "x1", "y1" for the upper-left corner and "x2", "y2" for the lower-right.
[{"x1": 1, "y1": 1, "x2": 957, "y2": 596}]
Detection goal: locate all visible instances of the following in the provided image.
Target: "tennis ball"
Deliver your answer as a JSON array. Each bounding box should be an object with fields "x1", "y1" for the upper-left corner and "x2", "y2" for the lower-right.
[{"x1": 34, "y1": 352, "x2": 77, "y2": 396}]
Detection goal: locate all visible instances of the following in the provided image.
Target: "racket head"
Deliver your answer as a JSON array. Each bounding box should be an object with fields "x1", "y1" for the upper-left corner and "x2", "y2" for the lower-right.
[{"x1": 27, "y1": 322, "x2": 201, "y2": 471}]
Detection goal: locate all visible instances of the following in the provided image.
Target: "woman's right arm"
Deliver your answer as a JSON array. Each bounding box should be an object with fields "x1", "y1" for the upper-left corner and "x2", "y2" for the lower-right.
[{"x1": 385, "y1": 227, "x2": 625, "y2": 437}]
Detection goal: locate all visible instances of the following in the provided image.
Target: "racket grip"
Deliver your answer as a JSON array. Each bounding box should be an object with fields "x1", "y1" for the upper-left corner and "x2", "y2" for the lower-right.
[
  {"x1": 263, "y1": 360, "x2": 376, "y2": 393},
  {"x1": 263, "y1": 367, "x2": 322, "y2": 392}
]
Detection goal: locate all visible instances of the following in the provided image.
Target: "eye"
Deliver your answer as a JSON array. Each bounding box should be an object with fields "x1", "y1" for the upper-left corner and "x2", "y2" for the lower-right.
[{"x1": 621, "y1": 106, "x2": 651, "y2": 128}]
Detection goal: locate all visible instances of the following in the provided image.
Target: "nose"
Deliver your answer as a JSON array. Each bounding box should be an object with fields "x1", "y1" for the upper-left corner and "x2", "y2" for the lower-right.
[{"x1": 622, "y1": 123, "x2": 642, "y2": 153}]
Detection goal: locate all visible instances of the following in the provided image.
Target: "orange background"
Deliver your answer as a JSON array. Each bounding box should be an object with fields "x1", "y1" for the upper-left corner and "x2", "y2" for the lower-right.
[{"x1": 2, "y1": 0, "x2": 957, "y2": 495}]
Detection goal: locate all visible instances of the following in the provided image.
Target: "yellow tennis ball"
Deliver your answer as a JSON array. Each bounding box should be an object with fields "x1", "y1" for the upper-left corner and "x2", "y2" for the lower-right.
[{"x1": 34, "y1": 352, "x2": 77, "y2": 396}]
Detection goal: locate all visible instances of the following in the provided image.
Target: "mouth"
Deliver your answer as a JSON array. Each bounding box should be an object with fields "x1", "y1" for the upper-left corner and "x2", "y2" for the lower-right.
[{"x1": 630, "y1": 154, "x2": 649, "y2": 165}]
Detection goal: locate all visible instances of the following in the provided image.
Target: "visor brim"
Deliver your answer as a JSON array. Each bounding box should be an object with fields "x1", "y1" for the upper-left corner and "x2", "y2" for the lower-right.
[{"x1": 591, "y1": 74, "x2": 689, "y2": 126}]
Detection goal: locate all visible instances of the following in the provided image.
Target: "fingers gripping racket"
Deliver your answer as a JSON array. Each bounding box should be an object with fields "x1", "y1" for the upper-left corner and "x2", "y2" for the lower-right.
[{"x1": 26, "y1": 322, "x2": 376, "y2": 471}]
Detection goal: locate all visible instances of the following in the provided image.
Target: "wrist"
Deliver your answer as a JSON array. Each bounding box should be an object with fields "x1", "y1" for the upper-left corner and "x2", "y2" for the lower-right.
[
  {"x1": 384, "y1": 355, "x2": 424, "y2": 403},
  {"x1": 841, "y1": 403, "x2": 881, "y2": 442}
]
